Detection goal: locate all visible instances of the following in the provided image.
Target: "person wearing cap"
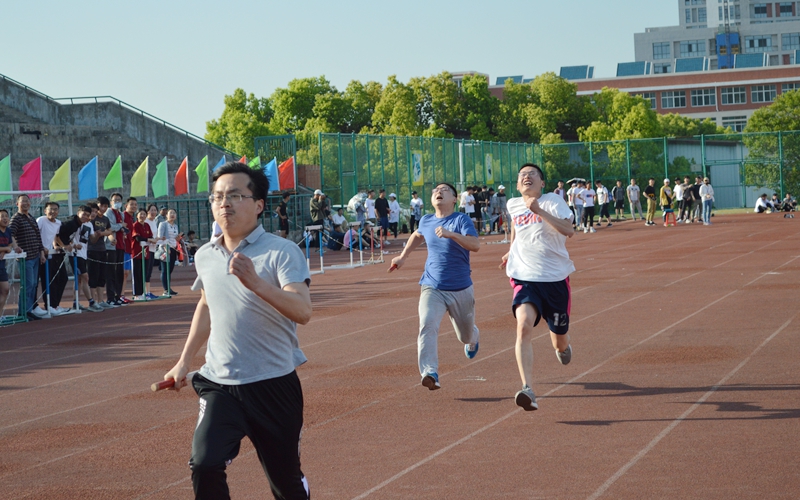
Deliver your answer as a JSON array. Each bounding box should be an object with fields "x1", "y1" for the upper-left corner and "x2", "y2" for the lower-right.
[
  {"x1": 389, "y1": 181, "x2": 480, "y2": 390},
  {"x1": 409, "y1": 191, "x2": 423, "y2": 233},
  {"x1": 309, "y1": 190, "x2": 325, "y2": 226},
  {"x1": 388, "y1": 193, "x2": 401, "y2": 239}
]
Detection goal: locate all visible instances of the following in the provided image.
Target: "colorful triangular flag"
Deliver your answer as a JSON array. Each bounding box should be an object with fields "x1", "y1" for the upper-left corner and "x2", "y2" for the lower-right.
[
  {"x1": 104, "y1": 155, "x2": 123, "y2": 190},
  {"x1": 130, "y1": 157, "x2": 149, "y2": 197},
  {"x1": 174, "y1": 157, "x2": 189, "y2": 196},
  {"x1": 49, "y1": 158, "x2": 71, "y2": 201}
]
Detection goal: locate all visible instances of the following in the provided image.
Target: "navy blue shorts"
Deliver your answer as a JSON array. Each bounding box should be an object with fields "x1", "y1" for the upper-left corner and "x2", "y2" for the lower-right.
[
  {"x1": 510, "y1": 277, "x2": 571, "y2": 335},
  {"x1": 379, "y1": 216, "x2": 389, "y2": 230},
  {"x1": 0, "y1": 262, "x2": 7, "y2": 282}
]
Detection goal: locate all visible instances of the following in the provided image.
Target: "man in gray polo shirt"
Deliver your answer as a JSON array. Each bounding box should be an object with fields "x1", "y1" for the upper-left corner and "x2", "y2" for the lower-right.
[{"x1": 164, "y1": 161, "x2": 312, "y2": 500}]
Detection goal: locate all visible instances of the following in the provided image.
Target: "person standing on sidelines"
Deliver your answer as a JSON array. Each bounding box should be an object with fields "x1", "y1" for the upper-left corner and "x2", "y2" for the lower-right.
[
  {"x1": 627, "y1": 178, "x2": 644, "y2": 221},
  {"x1": 389, "y1": 181, "x2": 480, "y2": 390},
  {"x1": 700, "y1": 177, "x2": 715, "y2": 225},
  {"x1": 581, "y1": 181, "x2": 596, "y2": 233},
  {"x1": 87, "y1": 202, "x2": 114, "y2": 308},
  {"x1": 374, "y1": 189, "x2": 391, "y2": 245},
  {"x1": 501, "y1": 163, "x2": 575, "y2": 411},
  {"x1": 164, "y1": 161, "x2": 312, "y2": 500},
  {"x1": 276, "y1": 191, "x2": 291, "y2": 238},
  {"x1": 611, "y1": 180, "x2": 626, "y2": 221},
  {"x1": 10, "y1": 194, "x2": 47, "y2": 320},
  {"x1": 36, "y1": 202, "x2": 67, "y2": 315},
  {"x1": 409, "y1": 190, "x2": 423, "y2": 233},
  {"x1": 644, "y1": 178, "x2": 657, "y2": 226},
  {"x1": 104, "y1": 193, "x2": 127, "y2": 306},
  {"x1": 595, "y1": 180, "x2": 612, "y2": 227}
]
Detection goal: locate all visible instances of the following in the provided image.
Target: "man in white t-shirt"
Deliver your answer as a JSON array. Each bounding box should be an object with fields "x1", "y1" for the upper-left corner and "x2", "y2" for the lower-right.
[
  {"x1": 566, "y1": 182, "x2": 577, "y2": 229},
  {"x1": 627, "y1": 179, "x2": 644, "y2": 221},
  {"x1": 36, "y1": 202, "x2": 67, "y2": 316},
  {"x1": 581, "y1": 181, "x2": 597, "y2": 233},
  {"x1": 365, "y1": 189, "x2": 376, "y2": 223},
  {"x1": 502, "y1": 163, "x2": 575, "y2": 411},
  {"x1": 595, "y1": 180, "x2": 612, "y2": 227},
  {"x1": 572, "y1": 182, "x2": 585, "y2": 231}
]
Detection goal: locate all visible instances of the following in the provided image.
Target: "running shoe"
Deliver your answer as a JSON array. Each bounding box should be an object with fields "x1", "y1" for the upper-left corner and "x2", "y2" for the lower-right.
[
  {"x1": 607, "y1": 223, "x2": 613, "y2": 227},
  {"x1": 26, "y1": 312, "x2": 42, "y2": 321},
  {"x1": 47, "y1": 306, "x2": 63, "y2": 316},
  {"x1": 465, "y1": 342, "x2": 479, "y2": 359},
  {"x1": 583, "y1": 227, "x2": 588, "y2": 234},
  {"x1": 88, "y1": 303, "x2": 104, "y2": 312},
  {"x1": 120, "y1": 296, "x2": 134, "y2": 304},
  {"x1": 556, "y1": 344, "x2": 572, "y2": 365},
  {"x1": 99, "y1": 301, "x2": 117, "y2": 309},
  {"x1": 145, "y1": 292, "x2": 158, "y2": 300},
  {"x1": 515, "y1": 385, "x2": 538, "y2": 411},
  {"x1": 590, "y1": 227, "x2": 596, "y2": 233},
  {"x1": 421, "y1": 372, "x2": 441, "y2": 390},
  {"x1": 31, "y1": 306, "x2": 48, "y2": 317}
]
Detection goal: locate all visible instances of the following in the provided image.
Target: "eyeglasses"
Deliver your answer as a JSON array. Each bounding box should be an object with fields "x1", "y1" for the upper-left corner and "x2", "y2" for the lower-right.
[
  {"x1": 431, "y1": 187, "x2": 454, "y2": 195},
  {"x1": 518, "y1": 171, "x2": 539, "y2": 179},
  {"x1": 208, "y1": 193, "x2": 256, "y2": 205}
]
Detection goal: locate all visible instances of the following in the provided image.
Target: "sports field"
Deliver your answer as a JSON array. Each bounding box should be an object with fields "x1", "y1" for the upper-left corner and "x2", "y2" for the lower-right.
[{"x1": 2, "y1": 212, "x2": 799, "y2": 499}]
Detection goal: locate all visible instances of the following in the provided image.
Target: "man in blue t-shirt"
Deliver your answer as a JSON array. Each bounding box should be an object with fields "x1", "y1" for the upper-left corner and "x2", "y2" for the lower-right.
[{"x1": 390, "y1": 182, "x2": 480, "y2": 390}]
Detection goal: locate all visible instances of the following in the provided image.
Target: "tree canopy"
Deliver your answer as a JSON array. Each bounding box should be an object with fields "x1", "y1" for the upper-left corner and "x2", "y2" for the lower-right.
[{"x1": 206, "y1": 73, "x2": 733, "y2": 159}]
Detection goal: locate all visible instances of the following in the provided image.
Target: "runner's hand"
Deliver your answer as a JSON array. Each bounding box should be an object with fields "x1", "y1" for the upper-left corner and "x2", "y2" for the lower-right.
[
  {"x1": 389, "y1": 256, "x2": 404, "y2": 272},
  {"x1": 164, "y1": 362, "x2": 189, "y2": 392},
  {"x1": 434, "y1": 226, "x2": 452, "y2": 239},
  {"x1": 229, "y1": 252, "x2": 259, "y2": 290},
  {"x1": 499, "y1": 252, "x2": 509, "y2": 269}
]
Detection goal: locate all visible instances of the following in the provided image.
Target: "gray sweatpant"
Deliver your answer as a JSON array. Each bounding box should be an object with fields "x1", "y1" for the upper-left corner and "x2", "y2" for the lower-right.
[{"x1": 418, "y1": 285, "x2": 479, "y2": 377}]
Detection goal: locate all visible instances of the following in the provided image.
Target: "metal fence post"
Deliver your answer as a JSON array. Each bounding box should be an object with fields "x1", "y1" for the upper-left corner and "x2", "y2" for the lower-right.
[
  {"x1": 778, "y1": 131, "x2": 784, "y2": 196},
  {"x1": 701, "y1": 134, "x2": 707, "y2": 178},
  {"x1": 663, "y1": 136, "x2": 669, "y2": 179},
  {"x1": 625, "y1": 140, "x2": 631, "y2": 180}
]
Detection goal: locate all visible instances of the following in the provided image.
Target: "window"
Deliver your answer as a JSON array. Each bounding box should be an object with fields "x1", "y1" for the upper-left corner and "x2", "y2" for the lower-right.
[
  {"x1": 754, "y1": 3, "x2": 768, "y2": 18},
  {"x1": 691, "y1": 88, "x2": 716, "y2": 106},
  {"x1": 654, "y1": 63, "x2": 672, "y2": 74},
  {"x1": 722, "y1": 116, "x2": 747, "y2": 132},
  {"x1": 680, "y1": 40, "x2": 706, "y2": 57},
  {"x1": 782, "y1": 33, "x2": 800, "y2": 50},
  {"x1": 751, "y1": 84, "x2": 777, "y2": 103},
  {"x1": 639, "y1": 92, "x2": 657, "y2": 109},
  {"x1": 699, "y1": 7, "x2": 707, "y2": 22},
  {"x1": 661, "y1": 91, "x2": 687, "y2": 109},
  {"x1": 782, "y1": 82, "x2": 800, "y2": 92},
  {"x1": 779, "y1": 2, "x2": 794, "y2": 17},
  {"x1": 653, "y1": 42, "x2": 671, "y2": 59},
  {"x1": 745, "y1": 35, "x2": 773, "y2": 53},
  {"x1": 721, "y1": 86, "x2": 747, "y2": 104},
  {"x1": 686, "y1": 9, "x2": 692, "y2": 23}
]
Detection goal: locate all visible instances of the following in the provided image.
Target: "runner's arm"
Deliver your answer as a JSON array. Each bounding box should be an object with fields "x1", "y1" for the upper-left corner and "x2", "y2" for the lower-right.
[{"x1": 164, "y1": 290, "x2": 211, "y2": 391}]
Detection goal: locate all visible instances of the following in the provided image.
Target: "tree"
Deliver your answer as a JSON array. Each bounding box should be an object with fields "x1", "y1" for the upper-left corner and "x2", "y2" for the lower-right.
[
  {"x1": 743, "y1": 90, "x2": 800, "y2": 195},
  {"x1": 270, "y1": 76, "x2": 337, "y2": 133},
  {"x1": 460, "y1": 74, "x2": 499, "y2": 141},
  {"x1": 344, "y1": 80, "x2": 382, "y2": 133},
  {"x1": 371, "y1": 75, "x2": 421, "y2": 136},
  {"x1": 659, "y1": 113, "x2": 725, "y2": 137},
  {"x1": 205, "y1": 88, "x2": 274, "y2": 157},
  {"x1": 496, "y1": 80, "x2": 535, "y2": 142}
]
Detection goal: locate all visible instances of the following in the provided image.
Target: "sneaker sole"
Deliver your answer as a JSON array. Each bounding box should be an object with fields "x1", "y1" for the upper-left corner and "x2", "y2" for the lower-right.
[
  {"x1": 421, "y1": 375, "x2": 440, "y2": 391},
  {"x1": 515, "y1": 391, "x2": 538, "y2": 411},
  {"x1": 556, "y1": 345, "x2": 572, "y2": 366}
]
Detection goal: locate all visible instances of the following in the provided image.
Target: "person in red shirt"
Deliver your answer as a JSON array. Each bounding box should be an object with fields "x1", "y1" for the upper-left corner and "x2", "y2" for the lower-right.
[
  {"x1": 120, "y1": 197, "x2": 138, "y2": 303},
  {"x1": 131, "y1": 208, "x2": 157, "y2": 300}
]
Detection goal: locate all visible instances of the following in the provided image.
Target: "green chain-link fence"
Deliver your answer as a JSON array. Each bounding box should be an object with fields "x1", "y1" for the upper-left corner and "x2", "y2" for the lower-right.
[{"x1": 311, "y1": 131, "x2": 800, "y2": 210}]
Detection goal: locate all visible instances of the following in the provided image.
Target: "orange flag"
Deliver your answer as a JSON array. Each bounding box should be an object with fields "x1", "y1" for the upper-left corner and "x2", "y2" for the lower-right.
[
  {"x1": 174, "y1": 157, "x2": 189, "y2": 196},
  {"x1": 278, "y1": 157, "x2": 295, "y2": 190}
]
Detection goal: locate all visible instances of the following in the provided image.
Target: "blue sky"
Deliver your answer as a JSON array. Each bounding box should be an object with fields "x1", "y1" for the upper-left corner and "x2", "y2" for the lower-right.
[{"x1": 2, "y1": 0, "x2": 676, "y2": 137}]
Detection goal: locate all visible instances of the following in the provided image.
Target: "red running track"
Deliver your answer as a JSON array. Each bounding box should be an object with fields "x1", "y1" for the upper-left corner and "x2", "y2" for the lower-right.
[{"x1": 1, "y1": 213, "x2": 799, "y2": 499}]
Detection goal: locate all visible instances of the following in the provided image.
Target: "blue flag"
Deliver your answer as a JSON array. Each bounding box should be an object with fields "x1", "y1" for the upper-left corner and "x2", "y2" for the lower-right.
[
  {"x1": 78, "y1": 157, "x2": 98, "y2": 200},
  {"x1": 263, "y1": 157, "x2": 278, "y2": 193},
  {"x1": 211, "y1": 155, "x2": 227, "y2": 173}
]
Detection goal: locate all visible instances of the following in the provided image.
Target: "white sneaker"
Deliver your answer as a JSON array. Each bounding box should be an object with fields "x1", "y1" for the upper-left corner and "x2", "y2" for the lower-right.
[
  {"x1": 384, "y1": 241, "x2": 391, "y2": 246},
  {"x1": 583, "y1": 228, "x2": 588, "y2": 233},
  {"x1": 48, "y1": 306, "x2": 62, "y2": 316},
  {"x1": 32, "y1": 306, "x2": 48, "y2": 317},
  {"x1": 590, "y1": 227, "x2": 596, "y2": 233}
]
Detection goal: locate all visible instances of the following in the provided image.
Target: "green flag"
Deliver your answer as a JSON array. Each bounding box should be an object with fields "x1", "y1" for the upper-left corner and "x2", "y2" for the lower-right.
[
  {"x1": 0, "y1": 155, "x2": 11, "y2": 202},
  {"x1": 104, "y1": 155, "x2": 123, "y2": 190},
  {"x1": 152, "y1": 157, "x2": 168, "y2": 198},
  {"x1": 130, "y1": 157, "x2": 149, "y2": 197},
  {"x1": 195, "y1": 156, "x2": 209, "y2": 193},
  {"x1": 248, "y1": 156, "x2": 261, "y2": 169}
]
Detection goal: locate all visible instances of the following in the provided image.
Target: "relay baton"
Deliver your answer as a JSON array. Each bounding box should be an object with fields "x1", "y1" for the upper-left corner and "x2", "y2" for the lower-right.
[{"x1": 151, "y1": 371, "x2": 197, "y2": 392}]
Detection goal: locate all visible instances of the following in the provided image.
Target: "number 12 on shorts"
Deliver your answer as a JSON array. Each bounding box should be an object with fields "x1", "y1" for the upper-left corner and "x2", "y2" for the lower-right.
[{"x1": 552, "y1": 313, "x2": 568, "y2": 327}]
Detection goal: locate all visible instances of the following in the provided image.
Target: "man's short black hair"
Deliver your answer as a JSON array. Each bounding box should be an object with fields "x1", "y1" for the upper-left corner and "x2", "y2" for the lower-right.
[
  {"x1": 45, "y1": 201, "x2": 60, "y2": 210},
  {"x1": 282, "y1": 191, "x2": 290, "y2": 199},
  {"x1": 188, "y1": 230, "x2": 196, "y2": 236},
  {"x1": 518, "y1": 163, "x2": 544, "y2": 180},
  {"x1": 16, "y1": 193, "x2": 29, "y2": 202},
  {"x1": 126, "y1": 197, "x2": 137, "y2": 203},
  {"x1": 649, "y1": 177, "x2": 655, "y2": 181},
  {"x1": 0, "y1": 209, "x2": 9, "y2": 216},
  {"x1": 379, "y1": 189, "x2": 385, "y2": 194},
  {"x1": 97, "y1": 196, "x2": 110, "y2": 206},
  {"x1": 88, "y1": 202, "x2": 99, "y2": 211},
  {"x1": 110, "y1": 192, "x2": 122, "y2": 200},
  {"x1": 78, "y1": 205, "x2": 92, "y2": 213},
  {"x1": 211, "y1": 160, "x2": 269, "y2": 203}
]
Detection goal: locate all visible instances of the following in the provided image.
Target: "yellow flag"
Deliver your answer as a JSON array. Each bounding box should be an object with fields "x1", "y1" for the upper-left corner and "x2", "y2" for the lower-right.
[
  {"x1": 49, "y1": 158, "x2": 71, "y2": 201},
  {"x1": 130, "y1": 157, "x2": 149, "y2": 197}
]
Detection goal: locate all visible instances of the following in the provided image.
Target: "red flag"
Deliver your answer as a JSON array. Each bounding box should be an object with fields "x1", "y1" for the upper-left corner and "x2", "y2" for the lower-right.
[
  {"x1": 19, "y1": 156, "x2": 42, "y2": 197},
  {"x1": 174, "y1": 157, "x2": 189, "y2": 196},
  {"x1": 278, "y1": 157, "x2": 295, "y2": 190},
  {"x1": 239, "y1": 155, "x2": 247, "y2": 165}
]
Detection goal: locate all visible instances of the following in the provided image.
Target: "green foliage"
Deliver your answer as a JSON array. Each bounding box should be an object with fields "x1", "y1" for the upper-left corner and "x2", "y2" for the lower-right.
[
  {"x1": 205, "y1": 88, "x2": 274, "y2": 158},
  {"x1": 371, "y1": 75, "x2": 422, "y2": 136},
  {"x1": 744, "y1": 90, "x2": 800, "y2": 195}
]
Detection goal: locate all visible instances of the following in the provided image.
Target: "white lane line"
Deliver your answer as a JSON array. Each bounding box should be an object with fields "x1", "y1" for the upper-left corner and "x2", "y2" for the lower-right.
[
  {"x1": 347, "y1": 250, "x2": 800, "y2": 499},
  {"x1": 586, "y1": 314, "x2": 797, "y2": 500}
]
